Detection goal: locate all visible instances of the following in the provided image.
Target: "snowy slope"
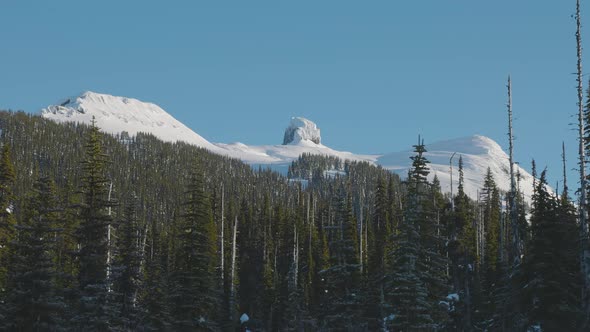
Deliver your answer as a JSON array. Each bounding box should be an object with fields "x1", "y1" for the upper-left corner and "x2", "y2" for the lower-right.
[
  {"x1": 41, "y1": 92, "x2": 538, "y2": 202},
  {"x1": 216, "y1": 116, "x2": 376, "y2": 165},
  {"x1": 378, "y1": 136, "x2": 536, "y2": 203},
  {"x1": 41, "y1": 92, "x2": 377, "y2": 165},
  {"x1": 41, "y1": 91, "x2": 224, "y2": 153},
  {"x1": 217, "y1": 140, "x2": 377, "y2": 165}
]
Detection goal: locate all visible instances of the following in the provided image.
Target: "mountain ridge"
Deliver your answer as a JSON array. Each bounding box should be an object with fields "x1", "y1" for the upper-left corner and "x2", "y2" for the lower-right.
[{"x1": 40, "y1": 91, "x2": 538, "y2": 202}]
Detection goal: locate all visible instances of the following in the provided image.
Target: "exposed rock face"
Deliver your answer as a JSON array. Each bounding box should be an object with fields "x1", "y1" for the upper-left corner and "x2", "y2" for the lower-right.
[{"x1": 282, "y1": 117, "x2": 321, "y2": 145}]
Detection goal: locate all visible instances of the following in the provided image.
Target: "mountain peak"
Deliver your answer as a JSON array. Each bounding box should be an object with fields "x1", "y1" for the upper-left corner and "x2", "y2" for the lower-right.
[
  {"x1": 40, "y1": 91, "x2": 220, "y2": 152},
  {"x1": 45, "y1": 91, "x2": 167, "y2": 117},
  {"x1": 283, "y1": 117, "x2": 321, "y2": 145},
  {"x1": 426, "y1": 135, "x2": 504, "y2": 156}
]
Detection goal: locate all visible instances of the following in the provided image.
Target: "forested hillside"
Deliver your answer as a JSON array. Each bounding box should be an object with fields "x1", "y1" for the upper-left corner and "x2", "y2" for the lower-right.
[{"x1": 0, "y1": 110, "x2": 582, "y2": 331}]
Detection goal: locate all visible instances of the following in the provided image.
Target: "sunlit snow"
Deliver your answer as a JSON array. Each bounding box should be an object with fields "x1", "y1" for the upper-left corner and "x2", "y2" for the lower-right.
[{"x1": 42, "y1": 91, "x2": 542, "y2": 203}]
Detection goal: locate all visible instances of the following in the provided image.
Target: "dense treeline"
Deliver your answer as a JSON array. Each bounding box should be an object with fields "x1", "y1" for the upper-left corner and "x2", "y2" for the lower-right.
[{"x1": 0, "y1": 110, "x2": 584, "y2": 331}]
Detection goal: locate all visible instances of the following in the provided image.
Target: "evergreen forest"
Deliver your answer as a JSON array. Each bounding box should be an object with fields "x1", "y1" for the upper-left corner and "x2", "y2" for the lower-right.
[{"x1": 0, "y1": 100, "x2": 585, "y2": 332}]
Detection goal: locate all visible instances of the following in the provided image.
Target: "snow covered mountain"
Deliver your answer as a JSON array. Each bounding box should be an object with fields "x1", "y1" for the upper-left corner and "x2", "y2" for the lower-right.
[
  {"x1": 41, "y1": 92, "x2": 376, "y2": 165},
  {"x1": 41, "y1": 91, "x2": 538, "y2": 201},
  {"x1": 41, "y1": 91, "x2": 224, "y2": 153},
  {"x1": 216, "y1": 116, "x2": 376, "y2": 165},
  {"x1": 378, "y1": 135, "x2": 536, "y2": 203}
]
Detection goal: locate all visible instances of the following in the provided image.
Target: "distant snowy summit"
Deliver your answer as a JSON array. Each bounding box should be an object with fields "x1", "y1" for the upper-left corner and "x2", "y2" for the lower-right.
[
  {"x1": 283, "y1": 117, "x2": 321, "y2": 145},
  {"x1": 41, "y1": 91, "x2": 539, "y2": 202},
  {"x1": 216, "y1": 116, "x2": 374, "y2": 165},
  {"x1": 379, "y1": 135, "x2": 536, "y2": 202}
]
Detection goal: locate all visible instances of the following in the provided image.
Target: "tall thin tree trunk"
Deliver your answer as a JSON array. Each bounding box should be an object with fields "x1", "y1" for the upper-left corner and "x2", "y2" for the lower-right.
[
  {"x1": 230, "y1": 216, "x2": 238, "y2": 322},
  {"x1": 107, "y1": 181, "x2": 113, "y2": 291},
  {"x1": 360, "y1": 188, "x2": 364, "y2": 274},
  {"x1": 507, "y1": 76, "x2": 519, "y2": 263},
  {"x1": 563, "y1": 142, "x2": 569, "y2": 196},
  {"x1": 576, "y1": 1, "x2": 590, "y2": 327},
  {"x1": 220, "y1": 185, "x2": 225, "y2": 284},
  {"x1": 133, "y1": 218, "x2": 149, "y2": 306},
  {"x1": 294, "y1": 225, "x2": 298, "y2": 289}
]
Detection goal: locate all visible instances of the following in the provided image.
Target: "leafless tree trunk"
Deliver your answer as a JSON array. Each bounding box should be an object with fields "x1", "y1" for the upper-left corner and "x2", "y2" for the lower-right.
[
  {"x1": 576, "y1": 0, "x2": 590, "y2": 326},
  {"x1": 359, "y1": 188, "x2": 364, "y2": 274},
  {"x1": 507, "y1": 76, "x2": 519, "y2": 263},
  {"x1": 293, "y1": 225, "x2": 299, "y2": 288},
  {"x1": 230, "y1": 216, "x2": 239, "y2": 322},
  {"x1": 107, "y1": 181, "x2": 113, "y2": 292},
  {"x1": 220, "y1": 184, "x2": 225, "y2": 284}
]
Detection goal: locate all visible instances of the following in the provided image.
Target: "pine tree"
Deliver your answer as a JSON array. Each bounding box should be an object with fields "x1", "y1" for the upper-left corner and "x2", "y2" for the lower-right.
[
  {"x1": 55, "y1": 179, "x2": 81, "y2": 322},
  {"x1": 112, "y1": 194, "x2": 142, "y2": 329},
  {"x1": 524, "y1": 170, "x2": 582, "y2": 330},
  {"x1": 72, "y1": 119, "x2": 117, "y2": 330},
  {"x1": 319, "y1": 188, "x2": 363, "y2": 330},
  {"x1": 169, "y1": 160, "x2": 219, "y2": 330},
  {"x1": 0, "y1": 144, "x2": 15, "y2": 295},
  {"x1": 365, "y1": 176, "x2": 390, "y2": 329},
  {"x1": 453, "y1": 155, "x2": 477, "y2": 330},
  {"x1": 482, "y1": 169, "x2": 500, "y2": 274},
  {"x1": 3, "y1": 176, "x2": 65, "y2": 330},
  {"x1": 141, "y1": 219, "x2": 171, "y2": 331},
  {"x1": 421, "y1": 173, "x2": 450, "y2": 328},
  {"x1": 387, "y1": 138, "x2": 434, "y2": 330},
  {"x1": 480, "y1": 168, "x2": 502, "y2": 326},
  {"x1": 457, "y1": 156, "x2": 476, "y2": 262}
]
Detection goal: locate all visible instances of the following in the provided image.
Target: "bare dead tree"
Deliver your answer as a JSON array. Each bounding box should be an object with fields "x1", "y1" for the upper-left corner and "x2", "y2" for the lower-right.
[
  {"x1": 507, "y1": 76, "x2": 519, "y2": 263},
  {"x1": 576, "y1": 0, "x2": 590, "y2": 326}
]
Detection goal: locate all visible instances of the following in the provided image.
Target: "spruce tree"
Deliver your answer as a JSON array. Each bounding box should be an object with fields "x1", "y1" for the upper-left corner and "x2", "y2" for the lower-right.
[
  {"x1": 480, "y1": 168, "x2": 502, "y2": 325},
  {"x1": 421, "y1": 173, "x2": 450, "y2": 328},
  {"x1": 387, "y1": 139, "x2": 434, "y2": 330},
  {"x1": 0, "y1": 144, "x2": 15, "y2": 295},
  {"x1": 73, "y1": 119, "x2": 117, "y2": 330},
  {"x1": 319, "y1": 188, "x2": 362, "y2": 330},
  {"x1": 3, "y1": 176, "x2": 65, "y2": 331},
  {"x1": 524, "y1": 171, "x2": 582, "y2": 330},
  {"x1": 141, "y1": 219, "x2": 171, "y2": 331},
  {"x1": 112, "y1": 194, "x2": 142, "y2": 329},
  {"x1": 169, "y1": 160, "x2": 219, "y2": 330},
  {"x1": 482, "y1": 169, "x2": 501, "y2": 275},
  {"x1": 452, "y1": 155, "x2": 477, "y2": 330},
  {"x1": 365, "y1": 176, "x2": 390, "y2": 329},
  {"x1": 457, "y1": 156, "x2": 476, "y2": 262}
]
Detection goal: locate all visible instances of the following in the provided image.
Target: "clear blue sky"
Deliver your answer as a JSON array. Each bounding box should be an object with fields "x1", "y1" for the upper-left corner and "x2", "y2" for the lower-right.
[{"x1": 0, "y1": 0, "x2": 584, "y2": 190}]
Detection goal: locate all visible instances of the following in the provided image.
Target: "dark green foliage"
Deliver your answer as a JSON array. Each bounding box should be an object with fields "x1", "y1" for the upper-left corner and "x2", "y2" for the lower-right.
[
  {"x1": 72, "y1": 119, "x2": 118, "y2": 330},
  {"x1": 479, "y1": 169, "x2": 502, "y2": 325},
  {"x1": 451, "y1": 155, "x2": 478, "y2": 330},
  {"x1": 112, "y1": 194, "x2": 143, "y2": 329},
  {"x1": 0, "y1": 110, "x2": 583, "y2": 330},
  {"x1": 388, "y1": 139, "x2": 436, "y2": 331},
  {"x1": 482, "y1": 169, "x2": 501, "y2": 275},
  {"x1": 365, "y1": 176, "x2": 392, "y2": 329},
  {"x1": 319, "y1": 188, "x2": 363, "y2": 330},
  {"x1": 0, "y1": 144, "x2": 15, "y2": 294},
  {"x1": 3, "y1": 176, "x2": 65, "y2": 331},
  {"x1": 524, "y1": 171, "x2": 582, "y2": 331},
  {"x1": 140, "y1": 220, "x2": 171, "y2": 331},
  {"x1": 169, "y1": 161, "x2": 219, "y2": 330}
]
